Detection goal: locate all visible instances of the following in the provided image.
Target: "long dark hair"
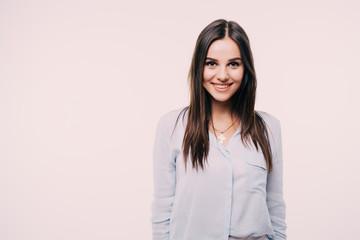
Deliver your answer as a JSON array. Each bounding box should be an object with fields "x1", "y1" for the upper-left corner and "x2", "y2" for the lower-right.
[{"x1": 174, "y1": 19, "x2": 273, "y2": 173}]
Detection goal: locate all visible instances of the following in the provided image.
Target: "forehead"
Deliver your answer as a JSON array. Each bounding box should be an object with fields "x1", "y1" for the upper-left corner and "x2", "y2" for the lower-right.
[{"x1": 206, "y1": 37, "x2": 241, "y2": 58}]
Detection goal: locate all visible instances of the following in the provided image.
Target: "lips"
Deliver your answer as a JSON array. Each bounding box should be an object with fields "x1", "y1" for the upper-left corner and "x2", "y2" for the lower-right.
[
  {"x1": 211, "y1": 83, "x2": 233, "y2": 85},
  {"x1": 211, "y1": 82, "x2": 233, "y2": 92}
]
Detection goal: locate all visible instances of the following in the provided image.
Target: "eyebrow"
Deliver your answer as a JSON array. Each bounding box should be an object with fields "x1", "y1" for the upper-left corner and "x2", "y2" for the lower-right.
[{"x1": 206, "y1": 57, "x2": 242, "y2": 61}]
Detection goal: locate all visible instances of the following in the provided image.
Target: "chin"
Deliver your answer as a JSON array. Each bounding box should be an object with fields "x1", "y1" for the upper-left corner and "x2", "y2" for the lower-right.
[{"x1": 211, "y1": 95, "x2": 232, "y2": 102}]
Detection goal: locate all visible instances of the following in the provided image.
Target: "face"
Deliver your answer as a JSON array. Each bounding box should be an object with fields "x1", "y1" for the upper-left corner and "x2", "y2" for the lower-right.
[{"x1": 203, "y1": 36, "x2": 244, "y2": 103}]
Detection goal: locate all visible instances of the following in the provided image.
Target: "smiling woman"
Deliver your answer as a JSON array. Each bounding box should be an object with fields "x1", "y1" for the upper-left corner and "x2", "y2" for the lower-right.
[{"x1": 150, "y1": 19, "x2": 286, "y2": 240}]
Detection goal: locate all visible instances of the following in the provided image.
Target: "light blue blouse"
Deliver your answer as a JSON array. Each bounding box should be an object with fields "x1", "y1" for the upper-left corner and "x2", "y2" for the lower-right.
[{"x1": 150, "y1": 107, "x2": 287, "y2": 240}]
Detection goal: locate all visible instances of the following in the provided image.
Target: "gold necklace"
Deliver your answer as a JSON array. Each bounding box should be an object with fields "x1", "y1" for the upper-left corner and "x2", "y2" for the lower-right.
[{"x1": 210, "y1": 118, "x2": 239, "y2": 144}]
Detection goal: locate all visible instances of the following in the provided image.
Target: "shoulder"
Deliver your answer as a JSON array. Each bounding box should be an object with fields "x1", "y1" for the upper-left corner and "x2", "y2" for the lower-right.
[
  {"x1": 157, "y1": 106, "x2": 189, "y2": 133},
  {"x1": 255, "y1": 110, "x2": 282, "y2": 138},
  {"x1": 256, "y1": 110, "x2": 283, "y2": 160},
  {"x1": 256, "y1": 110, "x2": 281, "y2": 125}
]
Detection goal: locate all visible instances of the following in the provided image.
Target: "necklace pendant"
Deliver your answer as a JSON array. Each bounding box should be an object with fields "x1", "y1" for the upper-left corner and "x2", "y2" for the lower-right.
[{"x1": 217, "y1": 134, "x2": 226, "y2": 144}]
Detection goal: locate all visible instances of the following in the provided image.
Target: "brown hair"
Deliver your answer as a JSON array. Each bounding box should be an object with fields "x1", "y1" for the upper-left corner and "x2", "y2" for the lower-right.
[{"x1": 174, "y1": 19, "x2": 273, "y2": 173}]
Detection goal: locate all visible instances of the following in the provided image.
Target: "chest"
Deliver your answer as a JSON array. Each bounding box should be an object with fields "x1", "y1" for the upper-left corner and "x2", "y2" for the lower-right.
[{"x1": 209, "y1": 125, "x2": 238, "y2": 149}]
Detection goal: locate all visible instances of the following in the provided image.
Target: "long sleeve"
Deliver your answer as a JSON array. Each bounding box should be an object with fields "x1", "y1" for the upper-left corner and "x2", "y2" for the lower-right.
[
  {"x1": 150, "y1": 116, "x2": 176, "y2": 240},
  {"x1": 266, "y1": 119, "x2": 287, "y2": 240}
]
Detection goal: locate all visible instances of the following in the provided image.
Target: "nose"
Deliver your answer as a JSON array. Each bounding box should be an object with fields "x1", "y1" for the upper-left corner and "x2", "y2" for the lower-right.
[{"x1": 217, "y1": 65, "x2": 229, "y2": 81}]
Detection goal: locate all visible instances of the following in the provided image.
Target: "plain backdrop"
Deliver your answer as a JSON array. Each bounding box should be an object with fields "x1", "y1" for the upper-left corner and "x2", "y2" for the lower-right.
[{"x1": 1, "y1": 0, "x2": 359, "y2": 239}]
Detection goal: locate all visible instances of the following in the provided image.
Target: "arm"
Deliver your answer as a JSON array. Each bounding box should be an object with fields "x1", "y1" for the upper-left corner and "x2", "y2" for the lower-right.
[
  {"x1": 266, "y1": 119, "x2": 287, "y2": 240},
  {"x1": 150, "y1": 116, "x2": 176, "y2": 240}
]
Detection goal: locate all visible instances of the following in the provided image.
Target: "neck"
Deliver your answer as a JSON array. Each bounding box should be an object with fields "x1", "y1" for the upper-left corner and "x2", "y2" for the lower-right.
[{"x1": 210, "y1": 98, "x2": 234, "y2": 121}]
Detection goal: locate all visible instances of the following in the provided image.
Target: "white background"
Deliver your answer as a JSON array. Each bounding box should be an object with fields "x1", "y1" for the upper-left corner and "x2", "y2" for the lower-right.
[{"x1": 1, "y1": 0, "x2": 359, "y2": 239}]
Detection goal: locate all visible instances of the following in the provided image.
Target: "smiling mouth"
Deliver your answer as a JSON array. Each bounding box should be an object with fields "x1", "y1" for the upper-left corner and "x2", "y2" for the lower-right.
[{"x1": 211, "y1": 83, "x2": 233, "y2": 89}]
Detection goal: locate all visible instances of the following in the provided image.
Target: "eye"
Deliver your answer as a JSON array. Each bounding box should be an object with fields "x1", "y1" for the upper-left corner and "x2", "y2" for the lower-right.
[
  {"x1": 229, "y1": 62, "x2": 240, "y2": 67},
  {"x1": 205, "y1": 61, "x2": 217, "y2": 67}
]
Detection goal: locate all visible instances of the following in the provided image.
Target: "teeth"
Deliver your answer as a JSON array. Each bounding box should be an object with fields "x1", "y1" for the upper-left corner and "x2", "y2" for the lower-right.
[{"x1": 215, "y1": 84, "x2": 230, "y2": 89}]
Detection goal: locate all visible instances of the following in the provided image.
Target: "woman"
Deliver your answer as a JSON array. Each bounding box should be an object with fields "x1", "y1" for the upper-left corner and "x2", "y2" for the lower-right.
[{"x1": 150, "y1": 19, "x2": 287, "y2": 240}]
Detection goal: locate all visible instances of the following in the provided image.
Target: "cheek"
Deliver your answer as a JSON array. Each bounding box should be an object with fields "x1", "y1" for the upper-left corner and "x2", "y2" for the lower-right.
[
  {"x1": 230, "y1": 69, "x2": 244, "y2": 81},
  {"x1": 203, "y1": 68, "x2": 214, "y2": 82}
]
